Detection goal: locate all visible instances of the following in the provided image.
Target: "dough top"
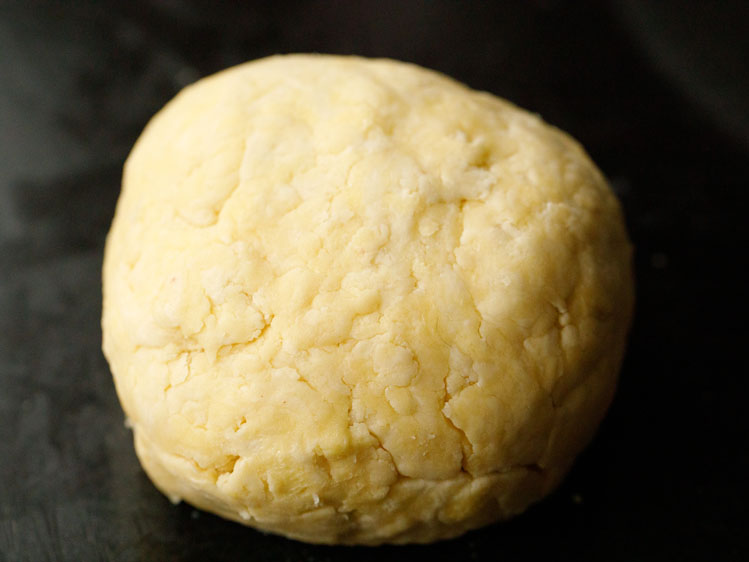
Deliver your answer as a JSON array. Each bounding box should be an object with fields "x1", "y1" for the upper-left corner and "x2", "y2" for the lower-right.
[{"x1": 102, "y1": 54, "x2": 633, "y2": 543}]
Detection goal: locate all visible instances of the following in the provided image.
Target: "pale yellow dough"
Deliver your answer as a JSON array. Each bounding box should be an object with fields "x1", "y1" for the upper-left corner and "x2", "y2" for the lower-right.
[{"x1": 102, "y1": 54, "x2": 633, "y2": 544}]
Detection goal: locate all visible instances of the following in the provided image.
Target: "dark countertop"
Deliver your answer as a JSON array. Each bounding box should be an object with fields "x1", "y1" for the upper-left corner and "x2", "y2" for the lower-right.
[{"x1": 1, "y1": 1, "x2": 747, "y2": 560}]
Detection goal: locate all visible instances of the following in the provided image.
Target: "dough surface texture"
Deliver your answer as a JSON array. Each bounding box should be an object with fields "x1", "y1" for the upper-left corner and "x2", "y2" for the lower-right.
[{"x1": 102, "y1": 54, "x2": 633, "y2": 544}]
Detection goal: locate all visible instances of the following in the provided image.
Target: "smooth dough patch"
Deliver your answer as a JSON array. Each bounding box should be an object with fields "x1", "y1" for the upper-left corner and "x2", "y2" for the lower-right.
[{"x1": 102, "y1": 54, "x2": 633, "y2": 545}]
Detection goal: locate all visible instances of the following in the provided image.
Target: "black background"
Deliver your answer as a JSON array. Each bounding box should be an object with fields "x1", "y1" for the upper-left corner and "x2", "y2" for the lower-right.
[{"x1": 1, "y1": 1, "x2": 747, "y2": 560}]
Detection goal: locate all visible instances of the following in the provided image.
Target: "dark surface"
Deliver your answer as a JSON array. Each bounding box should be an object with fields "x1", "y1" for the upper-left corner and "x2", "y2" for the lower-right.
[{"x1": 1, "y1": 1, "x2": 747, "y2": 560}]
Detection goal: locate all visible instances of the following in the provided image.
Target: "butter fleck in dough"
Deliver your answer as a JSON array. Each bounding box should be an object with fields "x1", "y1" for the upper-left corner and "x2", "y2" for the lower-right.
[{"x1": 102, "y1": 54, "x2": 634, "y2": 545}]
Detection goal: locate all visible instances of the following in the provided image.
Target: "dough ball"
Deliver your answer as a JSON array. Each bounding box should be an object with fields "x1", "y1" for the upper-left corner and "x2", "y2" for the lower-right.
[{"x1": 102, "y1": 54, "x2": 633, "y2": 544}]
